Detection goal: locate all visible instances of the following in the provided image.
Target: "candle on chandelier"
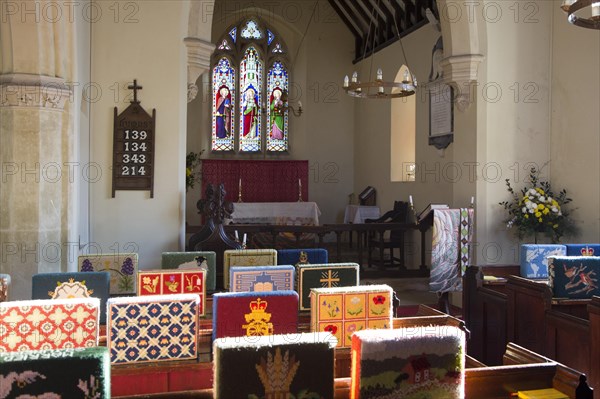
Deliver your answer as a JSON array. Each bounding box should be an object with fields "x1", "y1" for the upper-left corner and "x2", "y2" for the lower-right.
[
  {"x1": 242, "y1": 233, "x2": 247, "y2": 246},
  {"x1": 239, "y1": 178, "x2": 242, "y2": 192},
  {"x1": 299, "y1": 178, "x2": 302, "y2": 189},
  {"x1": 471, "y1": 196, "x2": 475, "y2": 206},
  {"x1": 409, "y1": 195, "x2": 413, "y2": 206},
  {"x1": 343, "y1": 75, "x2": 349, "y2": 88}
]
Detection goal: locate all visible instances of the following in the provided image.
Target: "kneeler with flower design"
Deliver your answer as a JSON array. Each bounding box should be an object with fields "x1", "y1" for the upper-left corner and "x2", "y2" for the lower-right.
[{"x1": 310, "y1": 284, "x2": 393, "y2": 348}]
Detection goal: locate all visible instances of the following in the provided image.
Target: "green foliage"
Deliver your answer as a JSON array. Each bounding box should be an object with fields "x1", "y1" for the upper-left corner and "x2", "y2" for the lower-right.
[
  {"x1": 186, "y1": 150, "x2": 205, "y2": 192},
  {"x1": 499, "y1": 167, "x2": 577, "y2": 243}
]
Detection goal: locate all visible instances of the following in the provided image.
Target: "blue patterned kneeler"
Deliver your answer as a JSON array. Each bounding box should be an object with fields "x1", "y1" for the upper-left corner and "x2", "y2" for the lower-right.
[
  {"x1": 230, "y1": 265, "x2": 295, "y2": 292},
  {"x1": 162, "y1": 251, "x2": 216, "y2": 292},
  {"x1": 548, "y1": 256, "x2": 600, "y2": 299},
  {"x1": 520, "y1": 244, "x2": 566, "y2": 279},
  {"x1": 565, "y1": 244, "x2": 600, "y2": 257},
  {"x1": 277, "y1": 248, "x2": 328, "y2": 265},
  {"x1": 32, "y1": 271, "x2": 110, "y2": 324},
  {"x1": 107, "y1": 294, "x2": 199, "y2": 364},
  {"x1": 0, "y1": 346, "x2": 110, "y2": 398}
]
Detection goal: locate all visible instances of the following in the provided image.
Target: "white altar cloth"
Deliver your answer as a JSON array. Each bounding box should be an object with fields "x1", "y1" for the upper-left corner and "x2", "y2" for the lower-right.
[
  {"x1": 343, "y1": 205, "x2": 381, "y2": 224},
  {"x1": 230, "y1": 202, "x2": 321, "y2": 225}
]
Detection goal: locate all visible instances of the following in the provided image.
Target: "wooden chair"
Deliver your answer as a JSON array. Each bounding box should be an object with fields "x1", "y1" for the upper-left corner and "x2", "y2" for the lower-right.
[{"x1": 366, "y1": 201, "x2": 409, "y2": 269}]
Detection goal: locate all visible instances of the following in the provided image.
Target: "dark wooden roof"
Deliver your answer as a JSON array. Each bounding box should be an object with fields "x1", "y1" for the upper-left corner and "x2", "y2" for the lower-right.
[{"x1": 328, "y1": 0, "x2": 438, "y2": 63}]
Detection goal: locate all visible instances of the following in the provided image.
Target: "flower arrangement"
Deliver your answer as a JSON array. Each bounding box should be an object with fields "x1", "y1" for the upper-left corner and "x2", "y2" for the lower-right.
[
  {"x1": 186, "y1": 150, "x2": 205, "y2": 192},
  {"x1": 500, "y1": 167, "x2": 576, "y2": 243}
]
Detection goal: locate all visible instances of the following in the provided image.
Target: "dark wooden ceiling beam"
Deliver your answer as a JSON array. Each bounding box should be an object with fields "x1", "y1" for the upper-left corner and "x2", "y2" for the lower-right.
[
  {"x1": 328, "y1": 0, "x2": 365, "y2": 59},
  {"x1": 357, "y1": 0, "x2": 392, "y2": 51},
  {"x1": 328, "y1": 0, "x2": 362, "y2": 39},
  {"x1": 330, "y1": 0, "x2": 431, "y2": 61},
  {"x1": 389, "y1": 0, "x2": 407, "y2": 34}
]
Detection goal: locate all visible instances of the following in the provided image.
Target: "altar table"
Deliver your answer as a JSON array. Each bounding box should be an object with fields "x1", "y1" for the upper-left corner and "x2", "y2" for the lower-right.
[
  {"x1": 229, "y1": 201, "x2": 321, "y2": 226},
  {"x1": 344, "y1": 205, "x2": 381, "y2": 248},
  {"x1": 343, "y1": 205, "x2": 381, "y2": 224}
]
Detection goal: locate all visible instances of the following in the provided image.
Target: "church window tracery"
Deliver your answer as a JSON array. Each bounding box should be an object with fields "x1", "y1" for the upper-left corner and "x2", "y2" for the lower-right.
[{"x1": 211, "y1": 17, "x2": 289, "y2": 153}]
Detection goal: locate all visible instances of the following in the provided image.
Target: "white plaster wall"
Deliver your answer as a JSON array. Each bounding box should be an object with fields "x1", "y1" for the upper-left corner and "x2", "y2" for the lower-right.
[
  {"x1": 350, "y1": 24, "x2": 452, "y2": 211},
  {"x1": 478, "y1": 0, "x2": 554, "y2": 264},
  {"x1": 89, "y1": 0, "x2": 189, "y2": 269},
  {"x1": 353, "y1": 24, "x2": 449, "y2": 266},
  {"x1": 550, "y1": 1, "x2": 600, "y2": 243}
]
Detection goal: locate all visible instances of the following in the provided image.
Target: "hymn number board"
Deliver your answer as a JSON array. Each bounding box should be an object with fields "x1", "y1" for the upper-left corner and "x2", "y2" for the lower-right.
[{"x1": 112, "y1": 80, "x2": 156, "y2": 198}]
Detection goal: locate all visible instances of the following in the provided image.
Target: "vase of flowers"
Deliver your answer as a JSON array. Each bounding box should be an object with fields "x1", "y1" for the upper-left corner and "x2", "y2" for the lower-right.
[
  {"x1": 500, "y1": 167, "x2": 576, "y2": 243},
  {"x1": 186, "y1": 150, "x2": 205, "y2": 192}
]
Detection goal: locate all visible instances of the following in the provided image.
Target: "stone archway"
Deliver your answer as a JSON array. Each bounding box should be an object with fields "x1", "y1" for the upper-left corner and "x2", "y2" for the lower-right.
[
  {"x1": 185, "y1": 0, "x2": 217, "y2": 103},
  {"x1": 436, "y1": 0, "x2": 485, "y2": 110}
]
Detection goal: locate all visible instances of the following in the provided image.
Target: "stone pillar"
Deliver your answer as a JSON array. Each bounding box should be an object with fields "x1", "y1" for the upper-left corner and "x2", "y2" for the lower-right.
[
  {"x1": 0, "y1": 2, "x2": 75, "y2": 300},
  {"x1": 184, "y1": 37, "x2": 215, "y2": 102}
]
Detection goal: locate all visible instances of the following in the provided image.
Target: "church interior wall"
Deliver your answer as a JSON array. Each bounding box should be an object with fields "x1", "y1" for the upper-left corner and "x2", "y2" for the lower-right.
[
  {"x1": 353, "y1": 24, "x2": 455, "y2": 267},
  {"x1": 549, "y1": 2, "x2": 600, "y2": 244},
  {"x1": 88, "y1": 0, "x2": 189, "y2": 271}
]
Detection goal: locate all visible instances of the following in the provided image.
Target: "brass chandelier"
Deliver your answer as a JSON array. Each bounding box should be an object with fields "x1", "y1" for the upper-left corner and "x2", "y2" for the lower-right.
[
  {"x1": 561, "y1": 0, "x2": 600, "y2": 29},
  {"x1": 342, "y1": 0, "x2": 418, "y2": 99}
]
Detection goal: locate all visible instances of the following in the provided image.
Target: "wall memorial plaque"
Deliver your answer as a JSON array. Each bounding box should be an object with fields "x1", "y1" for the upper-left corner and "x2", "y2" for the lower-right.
[{"x1": 112, "y1": 80, "x2": 156, "y2": 198}]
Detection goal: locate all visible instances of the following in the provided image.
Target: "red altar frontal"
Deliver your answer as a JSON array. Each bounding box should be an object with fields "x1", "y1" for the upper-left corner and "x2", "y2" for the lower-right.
[{"x1": 201, "y1": 159, "x2": 309, "y2": 203}]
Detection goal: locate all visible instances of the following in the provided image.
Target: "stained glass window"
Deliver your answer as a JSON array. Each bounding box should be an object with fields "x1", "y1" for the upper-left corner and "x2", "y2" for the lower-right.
[
  {"x1": 218, "y1": 39, "x2": 231, "y2": 50},
  {"x1": 266, "y1": 61, "x2": 289, "y2": 152},
  {"x1": 239, "y1": 47, "x2": 263, "y2": 152},
  {"x1": 272, "y1": 43, "x2": 284, "y2": 54},
  {"x1": 267, "y1": 30, "x2": 275, "y2": 45},
  {"x1": 240, "y1": 20, "x2": 263, "y2": 39},
  {"x1": 211, "y1": 57, "x2": 235, "y2": 152},
  {"x1": 210, "y1": 17, "x2": 290, "y2": 153}
]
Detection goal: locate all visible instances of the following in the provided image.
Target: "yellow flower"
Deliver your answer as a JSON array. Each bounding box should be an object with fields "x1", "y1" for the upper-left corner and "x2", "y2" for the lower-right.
[
  {"x1": 543, "y1": 208, "x2": 550, "y2": 215},
  {"x1": 537, "y1": 204, "x2": 545, "y2": 210},
  {"x1": 535, "y1": 211, "x2": 542, "y2": 218},
  {"x1": 536, "y1": 188, "x2": 544, "y2": 194},
  {"x1": 553, "y1": 224, "x2": 559, "y2": 229},
  {"x1": 538, "y1": 218, "x2": 542, "y2": 222},
  {"x1": 186, "y1": 168, "x2": 192, "y2": 177},
  {"x1": 524, "y1": 214, "x2": 529, "y2": 219}
]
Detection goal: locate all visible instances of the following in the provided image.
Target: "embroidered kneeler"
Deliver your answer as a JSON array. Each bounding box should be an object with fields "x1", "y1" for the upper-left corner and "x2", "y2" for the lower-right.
[
  {"x1": 0, "y1": 347, "x2": 110, "y2": 398},
  {"x1": 351, "y1": 325, "x2": 466, "y2": 399},
  {"x1": 214, "y1": 332, "x2": 336, "y2": 399}
]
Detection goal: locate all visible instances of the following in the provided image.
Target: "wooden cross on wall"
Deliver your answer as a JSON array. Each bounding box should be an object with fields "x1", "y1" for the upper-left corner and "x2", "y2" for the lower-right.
[{"x1": 128, "y1": 79, "x2": 143, "y2": 104}]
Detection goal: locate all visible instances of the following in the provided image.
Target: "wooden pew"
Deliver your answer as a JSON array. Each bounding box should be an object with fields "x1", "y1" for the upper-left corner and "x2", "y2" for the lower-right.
[
  {"x1": 463, "y1": 266, "x2": 600, "y2": 391},
  {"x1": 112, "y1": 310, "x2": 466, "y2": 397},
  {"x1": 113, "y1": 343, "x2": 592, "y2": 399},
  {"x1": 462, "y1": 265, "x2": 520, "y2": 365},
  {"x1": 505, "y1": 275, "x2": 599, "y2": 390}
]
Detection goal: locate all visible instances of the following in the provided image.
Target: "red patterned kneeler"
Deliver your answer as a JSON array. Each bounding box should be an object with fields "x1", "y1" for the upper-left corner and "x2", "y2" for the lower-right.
[
  {"x1": 0, "y1": 298, "x2": 100, "y2": 353},
  {"x1": 137, "y1": 269, "x2": 206, "y2": 315},
  {"x1": 212, "y1": 290, "x2": 298, "y2": 341}
]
